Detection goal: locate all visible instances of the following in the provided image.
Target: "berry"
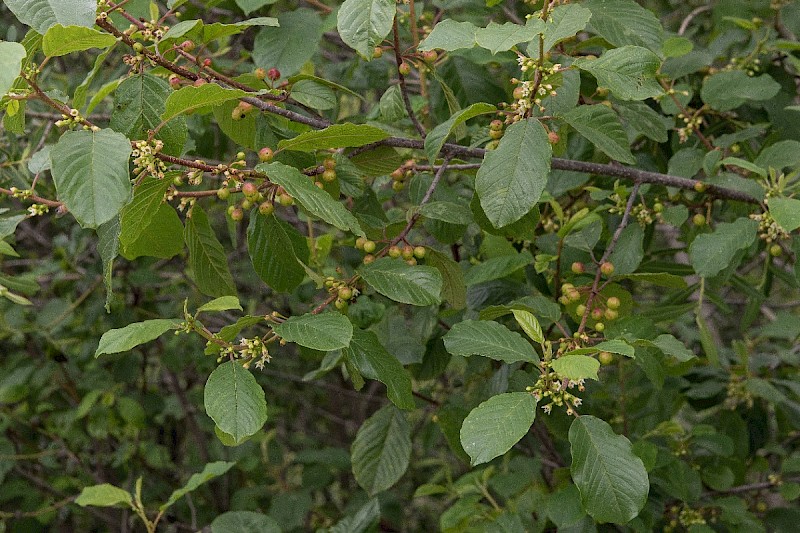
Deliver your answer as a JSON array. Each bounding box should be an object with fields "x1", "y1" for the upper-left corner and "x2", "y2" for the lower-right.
[
  {"x1": 267, "y1": 68, "x2": 281, "y2": 81},
  {"x1": 202, "y1": 58, "x2": 212, "y2": 68},
  {"x1": 604, "y1": 308, "x2": 618, "y2": 321},
  {"x1": 598, "y1": 351, "x2": 613, "y2": 365},
  {"x1": 406, "y1": 258, "x2": 417, "y2": 266},
  {"x1": 600, "y1": 262, "x2": 615, "y2": 276},
  {"x1": 373, "y1": 47, "x2": 383, "y2": 59},
  {"x1": 231, "y1": 106, "x2": 247, "y2": 120},
  {"x1": 392, "y1": 181, "x2": 405, "y2": 192},
  {"x1": 323, "y1": 158, "x2": 336, "y2": 170},
  {"x1": 258, "y1": 201, "x2": 274, "y2": 216},
  {"x1": 363, "y1": 254, "x2": 375, "y2": 264},
  {"x1": 653, "y1": 202, "x2": 664, "y2": 213},
  {"x1": 132, "y1": 42, "x2": 145, "y2": 53},
  {"x1": 254, "y1": 67, "x2": 267, "y2": 80},
  {"x1": 216, "y1": 188, "x2": 230, "y2": 200},
  {"x1": 230, "y1": 207, "x2": 244, "y2": 221},
  {"x1": 278, "y1": 193, "x2": 294, "y2": 206},
  {"x1": 693, "y1": 213, "x2": 706, "y2": 226},
  {"x1": 168, "y1": 75, "x2": 181, "y2": 89},
  {"x1": 193, "y1": 78, "x2": 207, "y2": 87},
  {"x1": 388, "y1": 246, "x2": 401, "y2": 258},
  {"x1": 321, "y1": 168, "x2": 337, "y2": 182},
  {"x1": 401, "y1": 245, "x2": 414, "y2": 260},
  {"x1": 575, "y1": 304, "x2": 587, "y2": 316},
  {"x1": 571, "y1": 262, "x2": 585, "y2": 274},
  {"x1": 561, "y1": 283, "x2": 575, "y2": 292},
  {"x1": 606, "y1": 296, "x2": 621, "y2": 310},
  {"x1": 258, "y1": 147, "x2": 274, "y2": 162},
  {"x1": 489, "y1": 119, "x2": 504, "y2": 131},
  {"x1": 398, "y1": 62, "x2": 411, "y2": 76},
  {"x1": 694, "y1": 181, "x2": 706, "y2": 193},
  {"x1": 512, "y1": 86, "x2": 525, "y2": 100},
  {"x1": 413, "y1": 246, "x2": 426, "y2": 259},
  {"x1": 591, "y1": 308, "x2": 603, "y2": 320},
  {"x1": 489, "y1": 128, "x2": 503, "y2": 140},
  {"x1": 363, "y1": 240, "x2": 377, "y2": 254},
  {"x1": 391, "y1": 169, "x2": 405, "y2": 181},
  {"x1": 421, "y1": 50, "x2": 438, "y2": 63},
  {"x1": 338, "y1": 287, "x2": 353, "y2": 301},
  {"x1": 594, "y1": 322, "x2": 605, "y2": 332},
  {"x1": 334, "y1": 298, "x2": 348, "y2": 311},
  {"x1": 548, "y1": 131, "x2": 560, "y2": 144},
  {"x1": 567, "y1": 289, "x2": 581, "y2": 302},
  {"x1": 242, "y1": 182, "x2": 258, "y2": 198},
  {"x1": 770, "y1": 244, "x2": 782, "y2": 257},
  {"x1": 180, "y1": 40, "x2": 195, "y2": 52}
]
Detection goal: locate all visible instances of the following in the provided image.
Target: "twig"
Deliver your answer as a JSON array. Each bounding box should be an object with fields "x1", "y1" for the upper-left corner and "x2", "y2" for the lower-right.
[{"x1": 392, "y1": 18, "x2": 426, "y2": 138}]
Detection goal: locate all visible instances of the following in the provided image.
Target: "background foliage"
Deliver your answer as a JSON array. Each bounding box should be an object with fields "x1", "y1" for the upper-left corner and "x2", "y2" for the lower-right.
[{"x1": 1, "y1": 0, "x2": 800, "y2": 531}]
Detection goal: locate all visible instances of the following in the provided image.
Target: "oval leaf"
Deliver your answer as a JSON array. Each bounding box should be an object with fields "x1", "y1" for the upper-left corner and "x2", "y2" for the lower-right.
[
  {"x1": 551, "y1": 354, "x2": 600, "y2": 381},
  {"x1": 337, "y1": 0, "x2": 396, "y2": 60},
  {"x1": 351, "y1": 404, "x2": 411, "y2": 495},
  {"x1": 273, "y1": 312, "x2": 353, "y2": 351},
  {"x1": 0, "y1": 41, "x2": 27, "y2": 96},
  {"x1": 75, "y1": 484, "x2": 132, "y2": 508},
  {"x1": 277, "y1": 123, "x2": 389, "y2": 152},
  {"x1": 358, "y1": 257, "x2": 442, "y2": 306},
  {"x1": 443, "y1": 320, "x2": 538, "y2": 364},
  {"x1": 460, "y1": 392, "x2": 537, "y2": 466},
  {"x1": 204, "y1": 361, "x2": 268, "y2": 444},
  {"x1": 95, "y1": 319, "x2": 179, "y2": 357},
  {"x1": 345, "y1": 329, "x2": 414, "y2": 410}
]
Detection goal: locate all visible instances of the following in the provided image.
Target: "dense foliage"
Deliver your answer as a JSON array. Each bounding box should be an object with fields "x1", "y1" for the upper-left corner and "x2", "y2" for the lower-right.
[{"x1": 1, "y1": 0, "x2": 800, "y2": 531}]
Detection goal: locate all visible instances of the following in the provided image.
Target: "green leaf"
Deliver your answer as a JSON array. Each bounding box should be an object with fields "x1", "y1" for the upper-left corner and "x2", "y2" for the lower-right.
[
  {"x1": 651, "y1": 334, "x2": 695, "y2": 362},
  {"x1": 161, "y1": 461, "x2": 235, "y2": 510},
  {"x1": 584, "y1": 0, "x2": 664, "y2": 53},
  {"x1": 95, "y1": 319, "x2": 180, "y2": 357},
  {"x1": 551, "y1": 354, "x2": 600, "y2": 381},
  {"x1": 418, "y1": 20, "x2": 478, "y2": 52},
  {"x1": 119, "y1": 177, "x2": 172, "y2": 249},
  {"x1": 336, "y1": 0, "x2": 396, "y2": 60},
  {"x1": 162, "y1": 17, "x2": 279, "y2": 44},
  {"x1": 211, "y1": 511, "x2": 281, "y2": 533},
  {"x1": 358, "y1": 257, "x2": 442, "y2": 306},
  {"x1": 111, "y1": 73, "x2": 187, "y2": 156},
  {"x1": 351, "y1": 404, "x2": 411, "y2": 495},
  {"x1": 541, "y1": 3, "x2": 593, "y2": 52},
  {"x1": 606, "y1": 223, "x2": 644, "y2": 275},
  {"x1": 701, "y1": 71, "x2": 781, "y2": 112},
  {"x1": 204, "y1": 361, "x2": 268, "y2": 444},
  {"x1": 476, "y1": 118, "x2": 552, "y2": 228},
  {"x1": 474, "y1": 20, "x2": 545, "y2": 55},
  {"x1": 274, "y1": 312, "x2": 353, "y2": 351},
  {"x1": 50, "y1": 129, "x2": 132, "y2": 229},
  {"x1": 574, "y1": 46, "x2": 662, "y2": 101},
  {"x1": 96, "y1": 217, "x2": 119, "y2": 312},
  {"x1": 5, "y1": 0, "x2": 97, "y2": 34},
  {"x1": 424, "y1": 103, "x2": 495, "y2": 163},
  {"x1": 345, "y1": 329, "x2": 414, "y2": 409},
  {"x1": 278, "y1": 123, "x2": 390, "y2": 152},
  {"x1": 562, "y1": 105, "x2": 635, "y2": 164},
  {"x1": 258, "y1": 162, "x2": 364, "y2": 237},
  {"x1": 512, "y1": 309, "x2": 543, "y2": 344},
  {"x1": 460, "y1": 392, "x2": 537, "y2": 466},
  {"x1": 379, "y1": 85, "x2": 405, "y2": 122},
  {"x1": 75, "y1": 484, "x2": 132, "y2": 508},
  {"x1": 248, "y1": 213, "x2": 309, "y2": 292},
  {"x1": 423, "y1": 248, "x2": 465, "y2": 310},
  {"x1": 42, "y1": 25, "x2": 116, "y2": 56},
  {"x1": 162, "y1": 85, "x2": 249, "y2": 123},
  {"x1": 443, "y1": 320, "x2": 538, "y2": 364},
  {"x1": 184, "y1": 206, "x2": 237, "y2": 297},
  {"x1": 689, "y1": 218, "x2": 758, "y2": 278},
  {"x1": 197, "y1": 296, "x2": 242, "y2": 314},
  {"x1": 290, "y1": 80, "x2": 336, "y2": 111},
  {"x1": 418, "y1": 201, "x2": 473, "y2": 225},
  {"x1": 768, "y1": 197, "x2": 800, "y2": 233},
  {"x1": 594, "y1": 339, "x2": 635, "y2": 358},
  {"x1": 569, "y1": 416, "x2": 649, "y2": 524},
  {"x1": 121, "y1": 204, "x2": 184, "y2": 260},
  {"x1": 253, "y1": 9, "x2": 322, "y2": 78},
  {"x1": 615, "y1": 100, "x2": 669, "y2": 142},
  {"x1": 465, "y1": 251, "x2": 532, "y2": 286},
  {"x1": 0, "y1": 41, "x2": 27, "y2": 96}
]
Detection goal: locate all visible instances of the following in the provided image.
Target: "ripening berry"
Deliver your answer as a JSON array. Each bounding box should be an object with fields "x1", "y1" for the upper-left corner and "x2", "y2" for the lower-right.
[
  {"x1": 512, "y1": 86, "x2": 525, "y2": 100},
  {"x1": 338, "y1": 287, "x2": 353, "y2": 301},
  {"x1": 571, "y1": 262, "x2": 585, "y2": 274},
  {"x1": 363, "y1": 254, "x2": 375, "y2": 264},
  {"x1": 193, "y1": 78, "x2": 207, "y2": 87},
  {"x1": 254, "y1": 67, "x2": 267, "y2": 80},
  {"x1": 230, "y1": 207, "x2": 244, "y2": 221},
  {"x1": 267, "y1": 68, "x2": 281, "y2": 81},
  {"x1": 413, "y1": 246, "x2": 426, "y2": 259},
  {"x1": 489, "y1": 119, "x2": 504, "y2": 131},
  {"x1": 398, "y1": 62, "x2": 411, "y2": 76},
  {"x1": 694, "y1": 181, "x2": 706, "y2": 193},
  {"x1": 373, "y1": 47, "x2": 383, "y2": 59},
  {"x1": 180, "y1": 40, "x2": 195, "y2": 52},
  {"x1": 594, "y1": 322, "x2": 605, "y2": 332},
  {"x1": 598, "y1": 351, "x2": 613, "y2": 365},
  {"x1": 388, "y1": 246, "x2": 401, "y2": 258},
  {"x1": 278, "y1": 193, "x2": 294, "y2": 206},
  {"x1": 489, "y1": 128, "x2": 503, "y2": 140},
  {"x1": 600, "y1": 262, "x2": 615, "y2": 276},
  {"x1": 323, "y1": 158, "x2": 336, "y2": 170},
  {"x1": 606, "y1": 296, "x2": 621, "y2": 310},
  {"x1": 693, "y1": 213, "x2": 706, "y2": 226},
  {"x1": 242, "y1": 182, "x2": 258, "y2": 198},
  {"x1": 363, "y1": 240, "x2": 377, "y2": 254},
  {"x1": 400, "y1": 245, "x2": 413, "y2": 260},
  {"x1": 421, "y1": 50, "x2": 438, "y2": 63},
  {"x1": 567, "y1": 289, "x2": 581, "y2": 302},
  {"x1": 321, "y1": 169, "x2": 337, "y2": 182},
  {"x1": 217, "y1": 188, "x2": 230, "y2": 200},
  {"x1": 591, "y1": 308, "x2": 603, "y2": 320},
  {"x1": 604, "y1": 308, "x2": 618, "y2": 321},
  {"x1": 259, "y1": 201, "x2": 274, "y2": 216},
  {"x1": 406, "y1": 258, "x2": 417, "y2": 266},
  {"x1": 548, "y1": 131, "x2": 560, "y2": 144},
  {"x1": 355, "y1": 237, "x2": 367, "y2": 249},
  {"x1": 770, "y1": 244, "x2": 782, "y2": 257},
  {"x1": 169, "y1": 75, "x2": 181, "y2": 89},
  {"x1": 258, "y1": 147, "x2": 274, "y2": 162},
  {"x1": 202, "y1": 58, "x2": 212, "y2": 68}
]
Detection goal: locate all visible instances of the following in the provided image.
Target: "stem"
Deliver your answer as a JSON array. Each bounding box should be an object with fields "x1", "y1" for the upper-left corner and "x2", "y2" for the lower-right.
[{"x1": 392, "y1": 17, "x2": 426, "y2": 138}]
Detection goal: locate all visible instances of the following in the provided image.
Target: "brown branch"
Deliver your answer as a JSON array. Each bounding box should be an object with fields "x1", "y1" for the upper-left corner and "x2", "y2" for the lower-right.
[{"x1": 392, "y1": 17, "x2": 426, "y2": 138}]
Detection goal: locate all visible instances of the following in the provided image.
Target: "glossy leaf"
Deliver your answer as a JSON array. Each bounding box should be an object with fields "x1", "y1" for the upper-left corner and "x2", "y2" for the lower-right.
[
  {"x1": 701, "y1": 71, "x2": 781, "y2": 112},
  {"x1": 211, "y1": 511, "x2": 281, "y2": 533},
  {"x1": 584, "y1": 0, "x2": 664, "y2": 53},
  {"x1": 768, "y1": 197, "x2": 800, "y2": 233},
  {"x1": 474, "y1": 20, "x2": 545, "y2": 55},
  {"x1": 278, "y1": 123, "x2": 390, "y2": 152},
  {"x1": 574, "y1": 46, "x2": 662, "y2": 101},
  {"x1": 512, "y1": 309, "x2": 543, "y2": 344},
  {"x1": 247, "y1": 213, "x2": 309, "y2": 292},
  {"x1": 42, "y1": 25, "x2": 117, "y2": 56},
  {"x1": 162, "y1": 85, "x2": 249, "y2": 123},
  {"x1": 75, "y1": 484, "x2": 132, "y2": 508},
  {"x1": 541, "y1": 3, "x2": 593, "y2": 52},
  {"x1": 551, "y1": 354, "x2": 600, "y2": 381},
  {"x1": 95, "y1": 319, "x2": 180, "y2": 357},
  {"x1": 345, "y1": 329, "x2": 414, "y2": 409}
]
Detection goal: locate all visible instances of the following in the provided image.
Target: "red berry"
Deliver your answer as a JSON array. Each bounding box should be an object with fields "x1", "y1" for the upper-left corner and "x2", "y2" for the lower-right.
[
  {"x1": 202, "y1": 58, "x2": 212, "y2": 68},
  {"x1": 180, "y1": 40, "x2": 195, "y2": 52},
  {"x1": 242, "y1": 182, "x2": 258, "y2": 198},
  {"x1": 571, "y1": 262, "x2": 585, "y2": 274},
  {"x1": 600, "y1": 262, "x2": 615, "y2": 276},
  {"x1": 267, "y1": 68, "x2": 281, "y2": 81},
  {"x1": 258, "y1": 147, "x2": 274, "y2": 162}
]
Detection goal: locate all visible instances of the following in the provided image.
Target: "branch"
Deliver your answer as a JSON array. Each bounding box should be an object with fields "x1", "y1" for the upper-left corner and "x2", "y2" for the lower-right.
[{"x1": 392, "y1": 17, "x2": 426, "y2": 138}]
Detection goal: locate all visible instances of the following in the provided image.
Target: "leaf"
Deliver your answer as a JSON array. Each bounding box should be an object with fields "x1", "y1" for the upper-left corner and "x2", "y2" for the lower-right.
[
  {"x1": 418, "y1": 201, "x2": 473, "y2": 225},
  {"x1": 474, "y1": 20, "x2": 545, "y2": 55},
  {"x1": 4, "y1": 0, "x2": 97, "y2": 34},
  {"x1": 418, "y1": 20, "x2": 478, "y2": 52},
  {"x1": 111, "y1": 73, "x2": 187, "y2": 156},
  {"x1": 273, "y1": 312, "x2": 353, "y2": 351},
  {"x1": 465, "y1": 251, "x2": 532, "y2": 286},
  {"x1": 0, "y1": 41, "x2": 26, "y2": 96},
  {"x1": 75, "y1": 484, "x2": 132, "y2": 508},
  {"x1": 121, "y1": 204, "x2": 184, "y2": 260},
  {"x1": 119, "y1": 177, "x2": 172, "y2": 248},
  {"x1": 606, "y1": 223, "x2": 644, "y2": 275},
  {"x1": 512, "y1": 309, "x2": 544, "y2": 344},
  {"x1": 574, "y1": 46, "x2": 662, "y2": 101},
  {"x1": 569, "y1": 416, "x2": 649, "y2": 524},
  {"x1": 96, "y1": 217, "x2": 119, "y2": 312},
  {"x1": 278, "y1": 123, "x2": 390, "y2": 152},
  {"x1": 584, "y1": 0, "x2": 664, "y2": 53},
  {"x1": 689, "y1": 218, "x2": 758, "y2": 278},
  {"x1": 290, "y1": 79, "x2": 336, "y2": 111},
  {"x1": 161, "y1": 461, "x2": 235, "y2": 510},
  {"x1": 95, "y1": 319, "x2": 180, "y2": 357},
  {"x1": 184, "y1": 206, "x2": 237, "y2": 297},
  {"x1": 476, "y1": 118, "x2": 552, "y2": 228},
  {"x1": 204, "y1": 361, "x2": 268, "y2": 444},
  {"x1": 551, "y1": 354, "x2": 600, "y2": 381},
  {"x1": 247, "y1": 213, "x2": 309, "y2": 292},
  {"x1": 42, "y1": 25, "x2": 117, "y2": 56},
  {"x1": 351, "y1": 404, "x2": 411, "y2": 495},
  {"x1": 358, "y1": 257, "x2": 442, "y2": 306},
  {"x1": 253, "y1": 9, "x2": 323, "y2": 78},
  {"x1": 379, "y1": 85, "x2": 405, "y2": 122},
  {"x1": 162, "y1": 17, "x2": 279, "y2": 44},
  {"x1": 50, "y1": 129, "x2": 133, "y2": 229},
  {"x1": 197, "y1": 296, "x2": 242, "y2": 313},
  {"x1": 460, "y1": 392, "x2": 537, "y2": 466},
  {"x1": 424, "y1": 103, "x2": 496, "y2": 163},
  {"x1": 701, "y1": 71, "x2": 781, "y2": 112},
  {"x1": 345, "y1": 329, "x2": 414, "y2": 409},
  {"x1": 423, "y1": 248, "x2": 466, "y2": 310},
  {"x1": 541, "y1": 3, "x2": 593, "y2": 52},
  {"x1": 651, "y1": 334, "x2": 695, "y2": 362},
  {"x1": 443, "y1": 320, "x2": 538, "y2": 364},
  {"x1": 615, "y1": 100, "x2": 669, "y2": 142},
  {"x1": 594, "y1": 339, "x2": 635, "y2": 358},
  {"x1": 336, "y1": 0, "x2": 396, "y2": 60},
  {"x1": 161, "y1": 85, "x2": 249, "y2": 123},
  {"x1": 258, "y1": 162, "x2": 364, "y2": 237},
  {"x1": 562, "y1": 105, "x2": 635, "y2": 164},
  {"x1": 768, "y1": 197, "x2": 800, "y2": 233},
  {"x1": 211, "y1": 511, "x2": 281, "y2": 533}
]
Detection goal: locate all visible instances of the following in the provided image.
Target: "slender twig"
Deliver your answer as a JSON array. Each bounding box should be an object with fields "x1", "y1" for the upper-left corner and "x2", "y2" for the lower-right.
[{"x1": 392, "y1": 18, "x2": 426, "y2": 138}]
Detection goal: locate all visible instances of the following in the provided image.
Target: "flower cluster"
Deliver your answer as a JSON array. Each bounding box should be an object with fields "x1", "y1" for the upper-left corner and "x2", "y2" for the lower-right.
[
  {"x1": 750, "y1": 211, "x2": 790, "y2": 244},
  {"x1": 506, "y1": 61, "x2": 561, "y2": 117},
  {"x1": 676, "y1": 111, "x2": 704, "y2": 143},
  {"x1": 132, "y1": 139, "x2": 168, "y2": 179},
  {"x1": 723, "y1": 375, "x2": 755, "y2": 410},
  {"x1": 218, "y1": 337, "x2": 271, "y2": 370},
  {"x1": 55, "y1": 108, "x2": 98, "y2": 131},
  {"x1": 527, "y1": 360, "x2": 584, "y2": 416}
]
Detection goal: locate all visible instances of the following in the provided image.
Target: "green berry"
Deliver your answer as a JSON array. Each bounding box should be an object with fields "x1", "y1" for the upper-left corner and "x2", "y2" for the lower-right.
[
  {"x1": 413, "y1": 246, "x2": 426, "y2": 259},
  {"x1": 606, "y1": 296, "x2": 620, "y2": 310},
  {"x1": 363, "y1": 240, "x2": 376, "y2": 254}
]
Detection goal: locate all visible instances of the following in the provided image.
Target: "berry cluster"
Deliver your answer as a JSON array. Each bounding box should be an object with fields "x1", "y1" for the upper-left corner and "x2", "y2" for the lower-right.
[
  {"x1": 324, "y1": 277, "x2": 357, "y2": 311},
  {"x1": 389, "y1": 160, "x2": 416, "y2": 192},
  {"x1": 527, "y1": 361, "x2": 585, "y2": 416}
]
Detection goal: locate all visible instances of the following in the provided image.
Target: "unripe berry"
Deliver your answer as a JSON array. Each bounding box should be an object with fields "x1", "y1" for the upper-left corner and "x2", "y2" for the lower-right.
[
  {"x1": 604, "y1": 308, "x2": 618, "y2": 321},
  {"x1": 694, "y1": 181, "x2": 706, "y2": 193},
  {"x1": 373, "y1": 47, "x2": 383, "y2": 59},
  {"x1": 770, "y1": 244, "x2": 782, "y2": 257},
  {"x1": 216, "y1": 188, "x2": 230, "y2": 200},
  {"x1": 242, "y1": 182, "x2": 258, "y2": 198},
  {"x1": 413, "y1": 246, "x2": 426, "y2": 259},
  {"x1": 230, "y1": 207, "x2": 244, "y2": 221},
  {"x1": 258, "y1": 147, "x2": 274, "y2": 162},
  {"x1": 600, "y1": 262, "x2": 615, "y2": 276},
  {"x1": 594, "y1": 322, "x2": 605, "y2": 332},
  {"x1": 401, "y1": 245, "x2": 414, "y2": 260},
  {"x1": 489, "y1": 128, "x2": 503, "y2": 140},
  {"x1": 323, "y1": 157, "x2": 336, "y2": 170},
  {"x1": 653, "y1": 202, "x2": 664, "y2": 213},
  {"x1": 562, "y1": 283, "x2": 575, "y2": 292},
  {"x1": 390, "y1": 169, "x2": 405, "y2": 181},
  {"x1": 406, "y1": 258, "x2": 417, "y2": 266},
  {"x1": 598, "y1": 351, "x2": 613, "y2": 365},
  {"x1": 512, "y1": 86, "x2": 525, "y2": 100},
  {"x1": 398, "y1": 62, "x2": 411, "y2": 76},
  {"x1": 606, "y1": 297, "x2": 621, "y2": 310},
  {"x1": 259, "y1": 201, "x2": 274, "y2": 216},
  {"x1": 180, "y1": 40, "x2": 195, "y2": 52},
  {"x1": 571, "y1": 262, "x2": 585, "y2": 274},
  {"x1": 132, "y1": 42, "x2": 145, "y2": 53},
  {"x1": 254, "y1": 67, "x2": 267, "y2": 80},
  {"x1": 363, "y1": 254, "x2": 375, "y2": 264},
  {"x1": 363, "y1": 240, "x2": 376, "y2": 254},
  {"x1": 693, "y1": 213, "x2": 706, "y2": 226},
  {"x1": 278, "y1": 193, "x2": 294, "y2": 206},
  {"x1": 267, "y1": 67, "x2": 281, "y2": 81},
  {"x1": 338, "y1": 287, "x2": 353, "y2": 301},
  {"x1": 334, "y1": 298, "x2": 348, "y2": 311},
  {"x1": 227, "y1": 205, "x2": 236, "y2": 215},
  {"x1": 567, "y1": 289, "x2": 581, "y2": 302},
  {"x1": 575, "y1": 304, "x2": 587, "y2": 316},
  {"x1": 388, "y1": 245, "x2": 401, "y2": 258},
  {"x1": 421, "y1": 50, "x2": 438, "y2": 63},
  {"x1": 321, "y1": 168, "x2": 337, "y2": 182},
  {"x1": 392, "y1": 181, "x2": 405, "y2": 192}
]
